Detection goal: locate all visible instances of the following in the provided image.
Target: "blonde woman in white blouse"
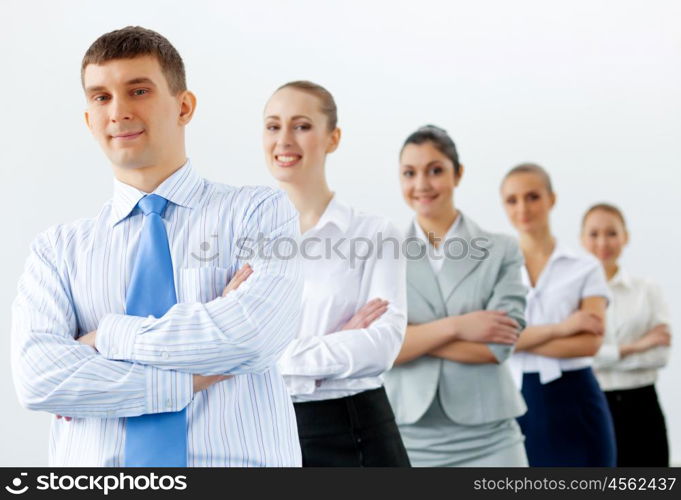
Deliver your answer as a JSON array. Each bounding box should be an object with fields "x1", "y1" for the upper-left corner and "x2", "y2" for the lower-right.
[
  {"x1": 261, "y1": 81, "x2": 410, "y2": 466},
  {"x1": 500, "y1": 163, "x2": 616, "y2": 466},
  {"x1": 581, "y1": 203, "x2": 671, "y2": 466}
]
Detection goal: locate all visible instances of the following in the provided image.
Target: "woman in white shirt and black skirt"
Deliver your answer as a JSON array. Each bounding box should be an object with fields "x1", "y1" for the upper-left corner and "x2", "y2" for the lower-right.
[
  {"x1": 500, "y1": 163, "x2": 616, "y2": 466},
  {"x1": 261, "y1": 80, "x2": 410, "y2": 466},
  {"x1": 581, "y1": 203, "x2": 671, "y2": 466}
]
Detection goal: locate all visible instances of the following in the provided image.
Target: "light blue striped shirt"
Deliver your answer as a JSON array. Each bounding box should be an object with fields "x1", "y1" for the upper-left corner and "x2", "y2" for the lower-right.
[{"x1": 11, "y1": 161, "x2": 303, "y2": 466}]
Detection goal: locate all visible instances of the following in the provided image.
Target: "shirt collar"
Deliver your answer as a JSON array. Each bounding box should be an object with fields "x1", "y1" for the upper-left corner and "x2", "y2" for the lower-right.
[
  {"x1": 414, "y1": 212, "x2": 463, "y2": 247},
  {"x1": 609, "y1": 267, "x2": 632, "y2": 288},
  {"x1": 310, "y1": 193, "x2": 352, "y2": 234},
  {"x1": 109, "y1": 159, "x2": 203, "y2": 226}
]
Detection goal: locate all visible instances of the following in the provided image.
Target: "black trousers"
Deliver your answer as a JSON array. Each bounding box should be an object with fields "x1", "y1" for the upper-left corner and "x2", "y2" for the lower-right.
[
  {"x1": 293, "y1": 387, "x2": 411, "y2": 467},
  {"x1": 604, "y1": 384, "x2": 669, "y2": 467}
]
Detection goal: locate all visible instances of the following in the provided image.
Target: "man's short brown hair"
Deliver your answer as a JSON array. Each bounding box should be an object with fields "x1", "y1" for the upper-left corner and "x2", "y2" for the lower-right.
[{"x1": 81, "y1": 26, "x2": 186, "y2": 95}]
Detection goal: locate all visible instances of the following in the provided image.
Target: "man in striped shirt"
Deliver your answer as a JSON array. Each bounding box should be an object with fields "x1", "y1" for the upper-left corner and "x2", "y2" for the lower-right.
[{"x1": 10, "y1": 26, "x2": 303, "y2": 466}]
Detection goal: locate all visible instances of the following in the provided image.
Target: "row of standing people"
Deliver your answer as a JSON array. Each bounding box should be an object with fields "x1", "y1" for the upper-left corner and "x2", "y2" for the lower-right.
[
  {"x1": 11, "y1": 26, "x2": 671, "y2": 467},
  {"x1": 262, "y1": 81, "x2": 672, "y2": 467}
]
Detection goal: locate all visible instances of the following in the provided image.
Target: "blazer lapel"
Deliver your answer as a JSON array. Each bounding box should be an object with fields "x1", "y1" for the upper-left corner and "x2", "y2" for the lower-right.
[
  {"x1": 438, "y1": 213, "x2": 493, "y2": 303},
  {"x1": 405, "y1": 222, "x2": 447, "y2": 317}
]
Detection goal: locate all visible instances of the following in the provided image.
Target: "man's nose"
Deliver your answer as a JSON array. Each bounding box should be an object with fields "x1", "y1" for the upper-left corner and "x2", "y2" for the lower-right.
[{"x1": 110, "y1": 97, "x2": 133, "y2": 123}]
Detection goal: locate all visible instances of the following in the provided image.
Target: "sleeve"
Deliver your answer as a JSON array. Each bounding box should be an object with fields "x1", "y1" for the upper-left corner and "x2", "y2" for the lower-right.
[
  {"x1": 95, "y1": 189, "x2": 304, "y2": 375},
  {"x1": 581, "y1": 258, "x2": 612, "y2": 304},
  {"x1": 647, "y1": 280, "x2": 671, "y2": 327},
  {"x1": 276, "y1": 220, "x2": 407, "y2": 381},
  {"x1": 616, "y1": 279, "x2": 671, "y2": 370},
  {"x1": 485, "y1": 236, "x2": 527, "y2": 363},
  {"x1": 593, "y1": 314, "x2": 621, "y2": 367},
  {"x1": 11, "y1": 230, "x2": 193, "y2": 418}
]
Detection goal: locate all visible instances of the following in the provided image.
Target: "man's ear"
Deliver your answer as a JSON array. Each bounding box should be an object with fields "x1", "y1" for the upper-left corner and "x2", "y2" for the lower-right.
[
  {"x1": 326, "y1": 127, "x2": 341, "y2": 154},
  {"x1": 178, "y1": 90, "x2": 197, "y2": 125},
  {"x1": 84, "y1": 110, "x2": 92, "y2": 132}
]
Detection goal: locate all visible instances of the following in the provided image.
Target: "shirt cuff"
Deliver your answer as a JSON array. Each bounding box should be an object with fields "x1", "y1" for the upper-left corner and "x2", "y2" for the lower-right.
[
  {"x1": 282, "y1": 375, "x2": 317, "y2": 396},
  {"x1": 145, "y1": 366, "x2": 193, "y2": 414},
  {"x1": 96, "y1": 313, "x2": 149, "y2": 361},
  {"x1": 596, "y1": 343, "x2": 621, "y2": 365}
]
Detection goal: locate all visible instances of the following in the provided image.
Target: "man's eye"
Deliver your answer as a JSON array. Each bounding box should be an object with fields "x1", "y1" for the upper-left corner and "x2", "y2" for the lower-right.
[
  {"x1": 266, "y1": 124, "x2": 279, "y2": 131},
  {"x1": 295, "y1": 124, "x2": 311, "y2": 131},
  {"x1": 402, "y1": 171, "x2": 414, "y2": 177},
  {"x1": 132, "y1": 89, "x2": 148, "y2": 96},
  {"x1": 93, "y1": 95, "x2": 109, "y2": 102}
]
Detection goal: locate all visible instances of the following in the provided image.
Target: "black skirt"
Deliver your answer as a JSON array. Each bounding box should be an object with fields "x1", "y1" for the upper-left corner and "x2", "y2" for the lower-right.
[
  {"x1": 293, "y1": 386, "x2": 411, "y2": 467},
  {"x1": 604, "y1": 384, "x2": 669, "y2": 467}
]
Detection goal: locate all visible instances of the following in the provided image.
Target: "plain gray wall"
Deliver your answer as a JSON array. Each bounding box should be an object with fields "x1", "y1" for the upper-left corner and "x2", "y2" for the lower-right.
[{"x1": 1, "y1": 0, "x2": 679, "y2": 466}]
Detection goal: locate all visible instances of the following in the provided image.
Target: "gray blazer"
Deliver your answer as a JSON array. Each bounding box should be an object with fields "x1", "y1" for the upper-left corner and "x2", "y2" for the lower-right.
[{"x1": 384, "y1": 213, "x2": 527, "y2": 426}]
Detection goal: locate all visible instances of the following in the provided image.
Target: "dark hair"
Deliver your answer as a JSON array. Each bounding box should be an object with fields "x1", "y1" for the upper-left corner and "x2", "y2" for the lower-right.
[
  {"x1": 502, "y1": 162, "x2": 554, "y2": 194},
  {"x1": 81, "y1": 26, "x2": 186, "y2": 95},
  {"x1": 275, "y1": 80, "x2": 338, "y2": 131},
  {"x1": 582, "y1": 203, "x2": 627, "y2": 229},
  {"x1": 400, "y1": 125, "x2": 461, "y2": 175}
]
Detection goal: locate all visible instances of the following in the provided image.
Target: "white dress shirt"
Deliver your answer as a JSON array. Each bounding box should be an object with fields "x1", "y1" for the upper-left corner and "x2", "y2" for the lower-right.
[
  {"x1": 11, "y1": 161, "x2": 303, "y2": 466},
  {"x1": 414, "y1": 214, "x2": 462, "y2": 274},
  {"x1": 277, "y1": 194, "x2": 407, "y2": 402},
  {"x1": 510, "y1": 243, "x2": 611, "y2": 389},
  {"x1": 593, "y1": 268, "x2": 671, "y2": 391}
]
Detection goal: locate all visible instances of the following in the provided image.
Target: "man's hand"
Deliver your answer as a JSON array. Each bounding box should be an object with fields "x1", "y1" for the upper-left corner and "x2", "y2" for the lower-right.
[
  {"x1": 193, "y1": 374, "x2": 232, "y2": 392},
  {"x1": 77, "y1": 330, "x2": 97, "y2": 349},
  {"x1": 222, "y1": 264, "x2": 253, "y2": 296}
]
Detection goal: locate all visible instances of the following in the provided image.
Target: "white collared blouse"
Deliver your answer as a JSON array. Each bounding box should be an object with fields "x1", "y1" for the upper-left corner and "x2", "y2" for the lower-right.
[
  {"x1": 593, "y1": 268, "x2": 671, "y2": 391},
  {"x1": 510, "y1": 243, "x2": 611, "y2": 388},
  {"x1": 276, "y1": 194, "x2": 408, "y2": 402}
]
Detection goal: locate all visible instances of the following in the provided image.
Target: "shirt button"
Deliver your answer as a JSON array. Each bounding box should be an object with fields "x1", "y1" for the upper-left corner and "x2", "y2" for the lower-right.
[
  {"x1": 161, "y1": 351, "x2": 169, "y2": 360},
  {"x1": 315, "y1": 380, "x2": 322, "y2": 388},
  {"x1": 165, "y1": 399, "x2": 172, "y2": 410}
]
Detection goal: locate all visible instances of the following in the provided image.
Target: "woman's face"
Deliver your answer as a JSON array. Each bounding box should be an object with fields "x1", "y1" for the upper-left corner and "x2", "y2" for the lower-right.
[
  {"x1": 581, "y1": 209, "x2": 628, "y2": 268},
  {"x1": 263, "y1": 87, "x2": 339, "y2": 185},
  {"x1": 399, "y1": 141, "x2": 460, "y2": 219},
  {"x1": 500, "y1": 172, "x2": 555, "y2": 234}
]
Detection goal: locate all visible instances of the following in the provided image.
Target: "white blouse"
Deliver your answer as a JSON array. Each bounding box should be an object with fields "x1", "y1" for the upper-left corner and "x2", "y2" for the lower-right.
[
  {"x1": 414, "y1": 214, "x2": 463, "y2": 274},
  {"x1": 276, "y1": 194, "x2": 408, "y2": 402},
  {"x1": 593, "y1": 269, "x2": 671, "y2": 391},
  {"x1": 510, "y1": 243, "x2": 611, "y2": 388}
]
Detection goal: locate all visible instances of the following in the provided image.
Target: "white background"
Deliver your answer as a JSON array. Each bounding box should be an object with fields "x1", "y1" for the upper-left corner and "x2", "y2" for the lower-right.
[{"x1": 1, "y1": 0, "x2": 679, "y2": 466}]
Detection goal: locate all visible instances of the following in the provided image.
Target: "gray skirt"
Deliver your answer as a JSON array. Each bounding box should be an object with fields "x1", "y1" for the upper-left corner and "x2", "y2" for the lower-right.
[{"x1": 398, "y1": 395, "x2": 528, "y2": 467}]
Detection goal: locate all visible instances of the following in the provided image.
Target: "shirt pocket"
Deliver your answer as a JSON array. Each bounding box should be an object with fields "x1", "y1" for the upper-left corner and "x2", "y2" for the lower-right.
[{"x1": 177, "y1": 267, "x2": 231, "y2": 304}]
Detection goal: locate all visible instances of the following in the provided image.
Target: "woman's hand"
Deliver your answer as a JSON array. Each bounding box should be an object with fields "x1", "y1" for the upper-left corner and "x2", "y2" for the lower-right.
[
  {"x1": 341, "y1": 298, "x2": 389, "y2": 330},
  {"x1": 632, "y1": 324, "x2": 671, "y2": 352},
  {"x1": 450, "y1": 311, "x2": 520, "y2": 344},
  {"x1": 222, "y1": 264, "x2": 253, "y2": 296},
  {"x1": 557, "y1": 310, "x2": 604, "y2": 337}
]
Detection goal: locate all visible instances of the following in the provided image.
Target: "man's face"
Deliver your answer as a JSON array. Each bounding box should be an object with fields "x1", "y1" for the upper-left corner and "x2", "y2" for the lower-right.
[{"x1": 83, "y1": 55, "x2": 185, "y2": 170}]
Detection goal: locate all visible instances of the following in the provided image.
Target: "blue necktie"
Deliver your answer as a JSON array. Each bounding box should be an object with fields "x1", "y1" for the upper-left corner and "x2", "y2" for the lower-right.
[{"x1": 124, "y1": 194, "x2": 187, "y2": 467}]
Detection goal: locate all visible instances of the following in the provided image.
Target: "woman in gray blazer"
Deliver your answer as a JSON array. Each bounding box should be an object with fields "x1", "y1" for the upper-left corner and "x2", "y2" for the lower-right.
[{"x1": 384, "y1": 125, "x2": 528, "y2": 467}]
